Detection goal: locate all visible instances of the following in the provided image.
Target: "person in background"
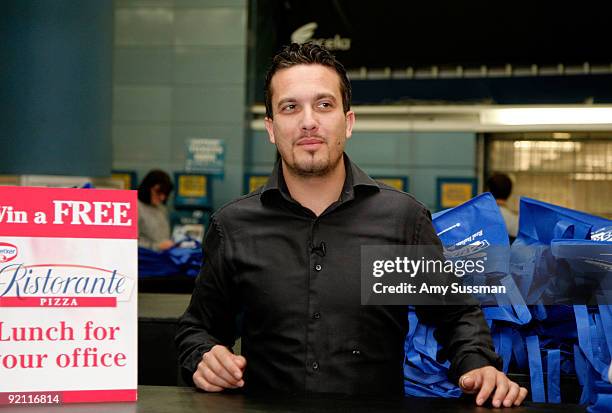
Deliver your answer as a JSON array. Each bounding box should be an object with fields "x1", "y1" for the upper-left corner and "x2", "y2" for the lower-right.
[
  {"x1": 137, "y1": 169, "x2": 174, "y2": 251},
  {"x1": 486, "y1": 173, "x2": 519, "y2": 240}
]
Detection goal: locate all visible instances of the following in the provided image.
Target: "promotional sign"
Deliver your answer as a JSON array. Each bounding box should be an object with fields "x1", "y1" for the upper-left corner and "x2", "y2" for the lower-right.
[
  {"x1": 0, "y1": 186, "x2": 137, "y2": 405},
  {"x1": 436, "y1": 177, "x2": 477, "y2": 210},
  {"x1": 174, "y1": 173, "x2": 212, "y2": 209},
  {"x1": 185, "y1": 138, "x2": 225, "y2": 176},
  {"x1": 244, "y1": 174, "x2": 270, "y2": 194},
  {"x1": 373, "y1": 176, "x2": 409, "y2": 192},
  {"x1": 111, "y1": 170, "x2": 137, "y2": 190}
]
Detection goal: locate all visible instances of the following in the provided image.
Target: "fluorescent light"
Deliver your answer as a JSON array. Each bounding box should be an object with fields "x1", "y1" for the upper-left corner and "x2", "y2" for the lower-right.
[{"x1": 482, "y1": 108, "x2": 612, "y2": 125}]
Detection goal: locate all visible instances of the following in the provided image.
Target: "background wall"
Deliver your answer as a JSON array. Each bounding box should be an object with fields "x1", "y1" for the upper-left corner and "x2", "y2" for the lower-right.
[
  {"x1": 248, "y1": 130, "x2": 476, "y2": 211},
  {"x1": 112, "y1": 0, "x2": 248, "y2": 209},
  {"x1": 5, "y1": 1, "x2": 604, "y2": 217}
]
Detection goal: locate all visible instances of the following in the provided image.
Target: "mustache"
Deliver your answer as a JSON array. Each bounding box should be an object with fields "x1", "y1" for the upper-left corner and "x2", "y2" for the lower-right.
[{"x1": 295, "y1": 134, "x2": 325, "y2": 142}]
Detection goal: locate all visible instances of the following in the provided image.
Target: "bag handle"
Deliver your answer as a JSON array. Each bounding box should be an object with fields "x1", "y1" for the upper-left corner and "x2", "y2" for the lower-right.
[
  {"x1": 547, "y1": 349, "x2": 561, "y2": 403},
  {"x1": 554, "y1": 220, "x2": 575, "y2": 239},
  {"x1": 553, "y1": 219, "x2": 592, "y2": 240},
  {"x1": 526, "y1": 335, "x2": 546, "y2": 402},
  {"x1": 575, "y1": 305, "x2": 609, "y2": 377},
  {"x1": 512, "y1": 330, "x2": 528, "y2": 370},
  {"x1": 574, "y1": 343, "x2": 594, "y2": 405},
  {"x1": 597, "y1": 303, "x2": 612, "y2": 365}
]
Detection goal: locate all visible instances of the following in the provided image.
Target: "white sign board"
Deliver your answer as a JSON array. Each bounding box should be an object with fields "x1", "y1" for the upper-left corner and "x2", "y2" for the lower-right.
[
  {"x1": 0, "y1": 186, "x2": 137, "y2": 405},
  {"x1": 185, "y1": 138, "x2": 225, "y2": 175}
]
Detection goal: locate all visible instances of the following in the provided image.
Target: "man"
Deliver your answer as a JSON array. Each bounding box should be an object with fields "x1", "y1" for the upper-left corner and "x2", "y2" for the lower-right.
[
  {"x1": 486, "y1": 173, "x2": 519, "y2": 241},
  {"x1": 176, "y1": 43, "x2": 528, "y2": 407}
]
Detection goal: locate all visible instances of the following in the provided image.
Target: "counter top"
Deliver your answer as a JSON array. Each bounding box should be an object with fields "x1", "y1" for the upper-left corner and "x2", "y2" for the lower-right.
[
  {"x1": 138, "y1": 293, "x2": 190, "y2": 320},
  {"x1": 0, "y1": 386, "x2": 586, "y2": 413}
]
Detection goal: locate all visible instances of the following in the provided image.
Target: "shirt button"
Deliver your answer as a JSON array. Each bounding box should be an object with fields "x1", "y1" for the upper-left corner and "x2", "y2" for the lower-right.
[
  {"x1": 313, "y1": 312, "x2": 321, "y2": 320},
  {"x1": 314, "y1": 264, "x2": 322, "y2": 271},
  {"x1": 312, "y1": 361, "x2": 319, "y2": 370}
]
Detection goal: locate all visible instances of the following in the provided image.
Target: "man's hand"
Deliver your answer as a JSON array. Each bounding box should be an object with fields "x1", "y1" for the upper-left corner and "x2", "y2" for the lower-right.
[
  {"x1": 459, "y1": 366, "x2": 528, "y2": 407},
  {"x1": 193, "y1": 345, "x2": 247, "y2": 392}
]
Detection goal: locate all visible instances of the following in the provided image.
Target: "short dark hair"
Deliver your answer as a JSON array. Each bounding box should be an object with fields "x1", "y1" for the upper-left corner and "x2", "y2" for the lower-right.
[
  {"x1": 137, "y1": 169, "x2": 173, "y2": 205},
  {"x1": 264, "y1": 42, "x2": 352, "y2": 118},
  {"x1": 486, "y1": 173, "x2": 513, "y2": 200}
]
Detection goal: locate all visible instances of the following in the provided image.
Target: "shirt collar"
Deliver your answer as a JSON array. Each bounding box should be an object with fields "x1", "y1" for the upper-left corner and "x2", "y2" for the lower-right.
[{"x1": 260, "y1": 153, "x2": 379, "y2": 204}]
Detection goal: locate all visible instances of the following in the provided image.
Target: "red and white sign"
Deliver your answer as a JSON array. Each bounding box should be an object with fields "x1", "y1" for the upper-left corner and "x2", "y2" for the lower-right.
[{"x1": 0, "y1": 186, "x2": 137, "y2": 405}]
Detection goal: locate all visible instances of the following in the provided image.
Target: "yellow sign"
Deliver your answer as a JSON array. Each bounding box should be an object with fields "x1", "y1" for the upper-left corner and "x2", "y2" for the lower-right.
[
  {"x1": 440, "y1": 183, "x2": 473, "y2": 208},
  {"x1": 376, "y1": 178, "x2": 405, "y2": 192},
  {"x1": 247, "y1": 175, "x2": 269, "y2": 193},
  {"x1": 178, "y1": 175, "x2": 207, "y2": 197},
  {"x1": 111, "y1": 173, "x2": 133, "y2": 190}
]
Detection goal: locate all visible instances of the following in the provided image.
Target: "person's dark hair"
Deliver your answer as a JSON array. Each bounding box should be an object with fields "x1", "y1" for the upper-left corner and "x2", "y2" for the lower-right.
[
  {"x1": 486, "y1": 173, "x2": 513, "y2": 200},
  {"x1": 137, "y1": 169, "x2": 173, "y2": 204},
  {"x1": 264, "y1": 42, "x2": 352, "y2": 118}
]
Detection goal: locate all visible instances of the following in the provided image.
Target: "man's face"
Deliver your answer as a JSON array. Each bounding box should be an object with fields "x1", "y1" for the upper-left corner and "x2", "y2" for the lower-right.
[{"x1": 264, "y1": 64, "x2": 355, "y2": 177}]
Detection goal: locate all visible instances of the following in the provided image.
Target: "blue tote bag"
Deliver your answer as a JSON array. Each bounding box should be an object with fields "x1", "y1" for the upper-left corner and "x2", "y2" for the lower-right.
[
  {"x1": 510, "y1": 197, "x2": 612, "y2": 406},
  {"x1": 405, "y1": 193, "x2": 527, "y2": 397},
  {"x1": 515, "y1": 197, "x2": 611, "y2": 246},
  {"x1": 138, "y1": 240, "x2": 202, "y2": 278},
  {"x1": 511, "y1": 197, "x2": 611, "y2": 304}
]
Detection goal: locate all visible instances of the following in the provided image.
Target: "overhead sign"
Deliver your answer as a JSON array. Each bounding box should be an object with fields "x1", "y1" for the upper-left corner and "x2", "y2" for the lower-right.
[
  {"x1": 0, "y1": 186, "x2": 137, "y2": 405},
  {"x1": 256, "y1": 0, "x2": 611, "y2": 72},
  {"x1": 185, "y1": 138, "x2": 225, "y2": 176},
  {"x1": 290, "y1": 22, "x2": 351, "y2": 51}
]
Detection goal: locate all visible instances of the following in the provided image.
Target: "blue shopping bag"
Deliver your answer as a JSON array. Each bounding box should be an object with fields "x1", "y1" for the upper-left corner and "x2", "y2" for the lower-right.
[
  {"x1": 511, "y1": 198, "x2": 612, "y2": 304},
  {"x1": 433, "y1": 192, "x2": 510, "y2": 247},
  {"x1": 515, "y1": 197, "x2": 611, "y2": 246},
  {"x1": 405, "y1": 193, "x2": 526, "y2": 397},
  {"x1": 550, "y1": 239, "x2": 612, "y2": 305},
  {"x1": 552, "y1": 238, "x2": 612, "y2": 410},
  {"x1": 574, "y1": 304, "x2": 612, "y2": 411},
  {"x1": 138, "y1": 240, "x2": 202, "y2": 278},
  {"x1": 433, "y1": 193, "x2": 528, "y2": 316},
  {"x1": 510, "y1": 197, "x2": 612, "y2": 406},
  {"x1": 404, "y1": 308, "x2": 462, "y2": 398}
]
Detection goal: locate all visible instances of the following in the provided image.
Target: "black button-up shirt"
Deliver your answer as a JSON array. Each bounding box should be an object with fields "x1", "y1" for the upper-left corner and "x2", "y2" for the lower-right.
[{"x1": 176, "y1": 155, "x2": 501, "y2": 395}]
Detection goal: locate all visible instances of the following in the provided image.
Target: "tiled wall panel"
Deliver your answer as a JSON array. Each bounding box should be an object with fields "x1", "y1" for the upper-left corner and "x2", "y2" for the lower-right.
[{"x1": 112, "y1": 0, "x2": 247, "y2": 208}]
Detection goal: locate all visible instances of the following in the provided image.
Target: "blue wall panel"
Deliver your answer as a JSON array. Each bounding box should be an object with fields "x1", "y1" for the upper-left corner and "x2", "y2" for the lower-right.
[{"x1": 1, "y1": 0, "x2": 113, "y2": 176}]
